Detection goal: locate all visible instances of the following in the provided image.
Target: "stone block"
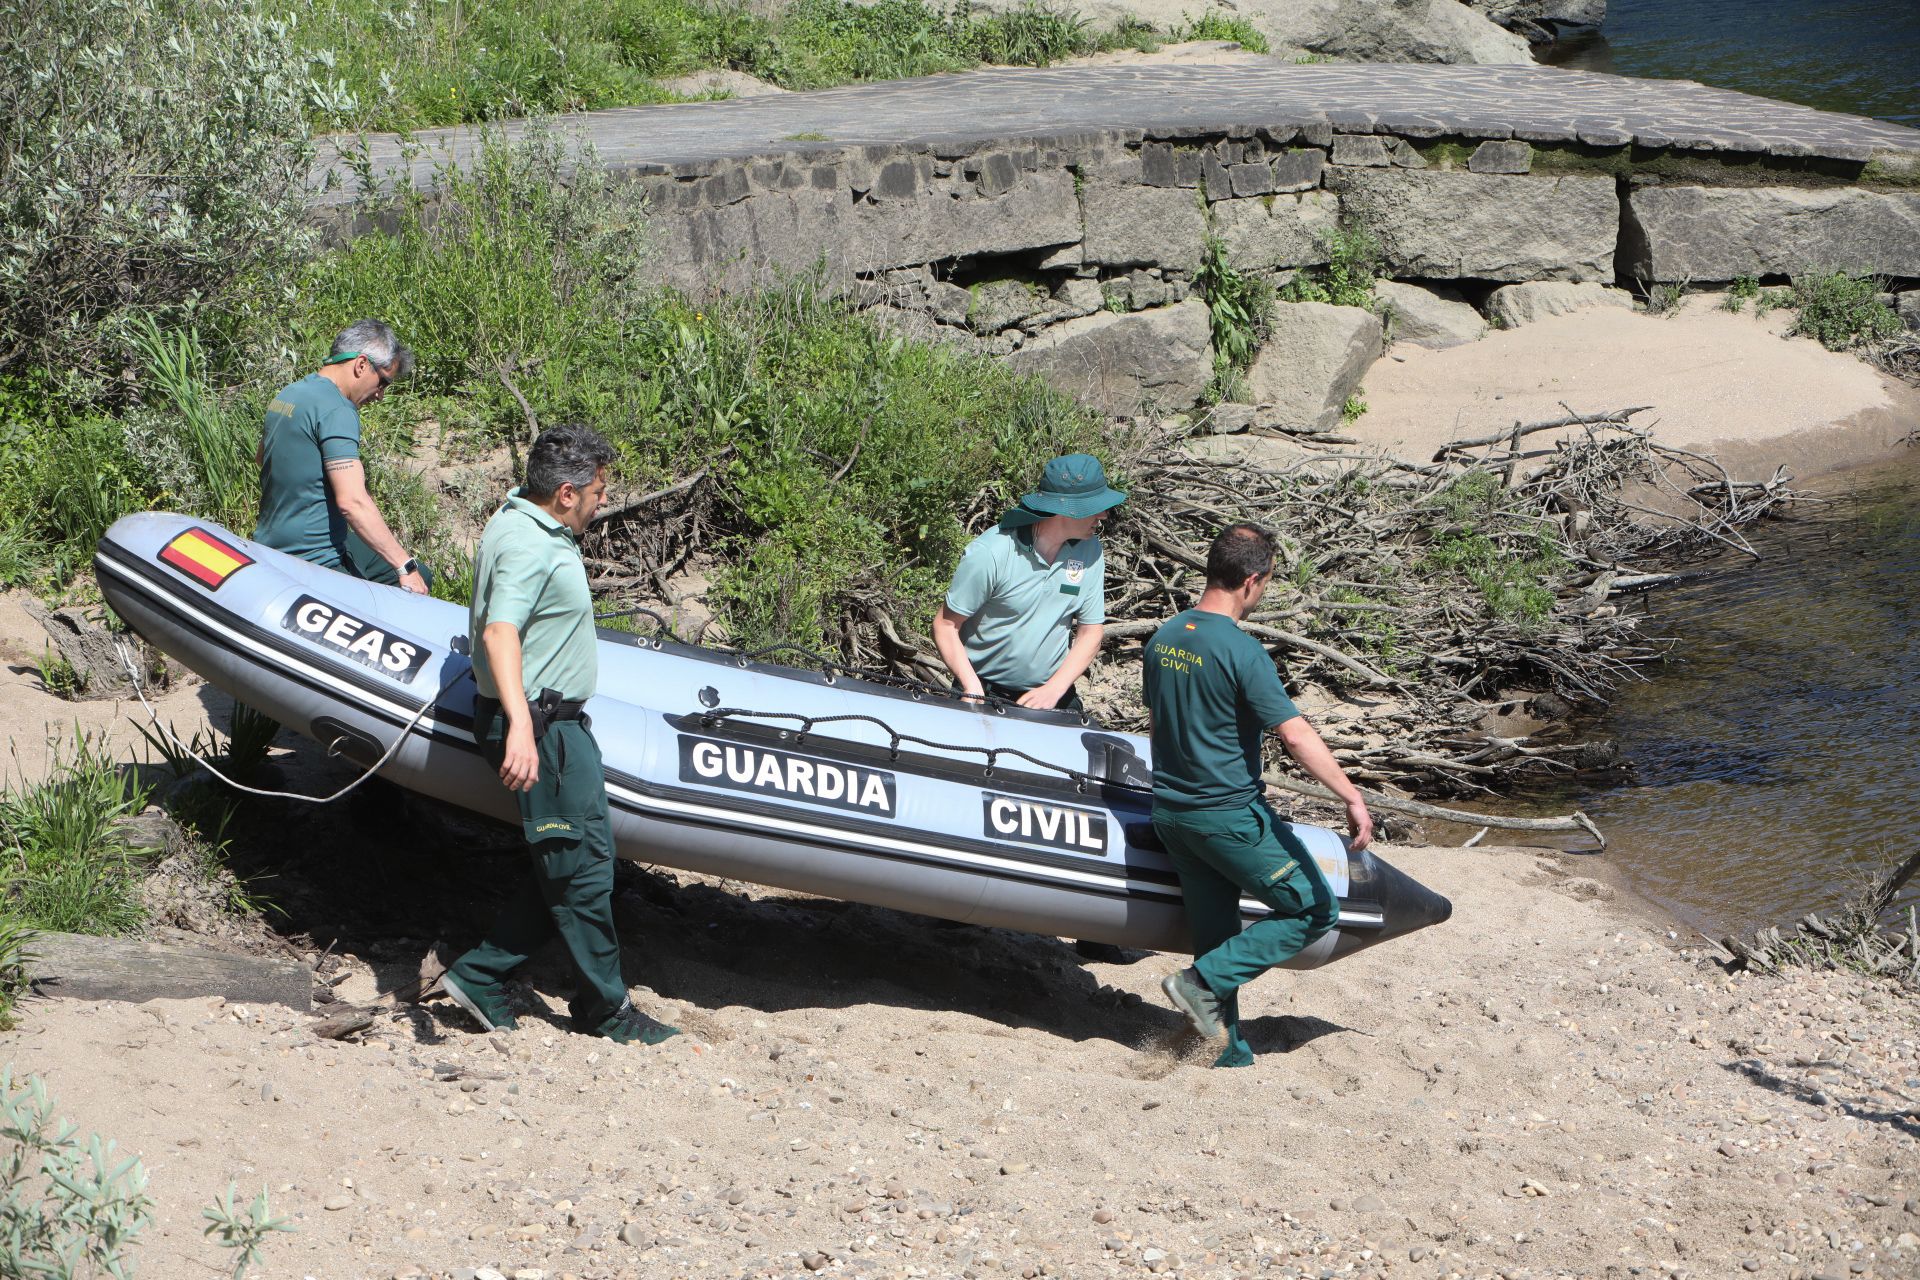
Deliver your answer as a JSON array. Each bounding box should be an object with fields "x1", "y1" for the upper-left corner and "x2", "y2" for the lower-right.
[
  {"x1": 1211, "y1": 192, "x2": 1339, "y2": 272},
  {"x1": 1271, "y1": 149, "x2": 1327, "y2": 193},
  {"x1": 1327, "y1": 169, "x2": 1617, "y2": 281},
  {"x1": 1619, "y1": 185, "x2": 1920, "y2": 283},
  {"x1": 1004, "y1": 300, "x2": 1213, "y2": 416},
  {"x1": 1200, "y1": 152, "x2": 1232, "y2": 201},
  {"x1": 928, "y1": 281, "x2": 973, "y2": 326},
  {"x1": 1484, "y1": 281, "x2": 1634, "y2": 328},
  {"x1": 1141, "y1": 143, "x2": 1179, "y2": 187},
  {"x1": 853, "y1": 169, "x2": 1081, "y2": 272},
  {"x1": 1082, "y1": 180, "x2": 1206, "y2": 272},
  {"x1": 1332, "y1": 135, "x2": 1393, "y2": 167},
  {"x1": 1229, "y1": 163, "x2": 1275, "y2": 197},
  {"x1": 1900, "y1": 290, "x2": 1920, "y2": 333},
  {"x1": 1373, "y1": 280, "x2": 1486, "y2": 348},
  {"x1": 966, "y1": 279, "x2": 1049, "y2": 332},
  {"x1": 1049, "y1": 277, "x2": 1105, "y2": 321},
  {"x1": 1468, "y1": 140, "x2": 1532, "y2": 174},
  {"x1": 1247, "y1": 302, "x2": 1384, "y2": 433},
  {"x1": 1174, "y1": 149, "x2": 1205, "y2": 188}
]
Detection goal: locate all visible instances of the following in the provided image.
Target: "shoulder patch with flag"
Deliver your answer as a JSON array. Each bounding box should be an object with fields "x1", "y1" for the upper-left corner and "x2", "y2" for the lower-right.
[{"x1": 158, "y1": 527, "x2": 254, "y2": 590}]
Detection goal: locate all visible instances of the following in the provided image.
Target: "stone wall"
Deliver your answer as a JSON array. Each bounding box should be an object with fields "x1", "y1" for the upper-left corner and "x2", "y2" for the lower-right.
[{"x1": 616, "y1": 125, "x2": 1919, "y2": 424}]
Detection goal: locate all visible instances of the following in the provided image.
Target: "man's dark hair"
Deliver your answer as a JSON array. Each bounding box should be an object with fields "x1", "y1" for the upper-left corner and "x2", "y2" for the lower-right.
[
  {"x1": 525, "y1": 424, "x2": 615, "y2": 501},
  {"x1": 1205, "y1": 523, "x2": 1276, "y2": 590}
]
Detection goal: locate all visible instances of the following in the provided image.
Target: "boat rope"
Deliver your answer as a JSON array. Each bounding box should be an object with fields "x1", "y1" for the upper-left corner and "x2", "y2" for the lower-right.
[
  {"x1": 697, "y1": 707, "x2": 1152, "y2": 797},
  {"x1": 596, "y1": 607, "x2": 1028, "y2": 713},
  {"x1": 112, "y1": 639, "x2": 454, "y2": 804}
]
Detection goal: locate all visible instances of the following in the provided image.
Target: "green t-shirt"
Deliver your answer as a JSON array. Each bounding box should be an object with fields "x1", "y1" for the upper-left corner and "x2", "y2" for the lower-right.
[
  {"x1": 470, "y1": 491, "x2": 598, "y2": 703},
  {"x1": 945, "y1": 524, "x2": 1105, "y2": 691},
  {"x1": 1142, "y1": 609, "x2": 1302, "y2": 810},
  {"x1": 254, "y1": 374, "x2": 361, "y2": 567}
]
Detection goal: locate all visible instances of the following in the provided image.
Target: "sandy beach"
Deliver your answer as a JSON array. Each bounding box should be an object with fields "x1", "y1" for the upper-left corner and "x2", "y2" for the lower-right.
[{"x1": 4, "y1": 300, "x2": 1918, "y2": 1280}]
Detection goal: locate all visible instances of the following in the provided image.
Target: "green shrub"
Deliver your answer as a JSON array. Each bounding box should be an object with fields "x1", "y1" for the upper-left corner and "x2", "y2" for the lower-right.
[
  {"x1": 0, "y1": 412, "x2": 152, "y2": 582},
  {"x1": 0, "y1": 918, "x2": 33, "y2": 1031},
  {"x1": 1278, "y1": 225, "x2": 1380, "y2": 309},
  {"x1": 128, "y1": 317, "x2": 263, "y2": 530},
  {"x1": 1788, "y1": 271, "x2": 1902, "y2": 350},
  {"x1": 1, "y1": 733, "x2": 154, "y2": 936},
  {"x1": 302, "y1": 126, "x2": 652, "y2": 442},
  {"x1": 1721, "y1": 273, "x2": 1761, "y2": 312},
  {"x1": 0, "y1": 1068, "x2": 154, "y2": 1278},
  {"x1": 617, "y1": 285, "x2": 1103, "y2": 651},
  {"x1": 0, "y1": 0, "x2": 320, "y2": 402},
  {"x1": 1194, "y1": 238, "x2": 1275, "y2": 402},
  {"x1": 1174, "y1": 10, "x2": 1270, "y2": 52}
]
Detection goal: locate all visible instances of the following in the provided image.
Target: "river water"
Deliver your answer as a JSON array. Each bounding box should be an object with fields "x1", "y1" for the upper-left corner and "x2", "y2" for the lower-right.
[
  {"x1": 1547, "y1": 0, "x2": 1920, "y2": 126},
  {"x1": 1509, "y1": 449, "x2": 1920, "y2": 936}
]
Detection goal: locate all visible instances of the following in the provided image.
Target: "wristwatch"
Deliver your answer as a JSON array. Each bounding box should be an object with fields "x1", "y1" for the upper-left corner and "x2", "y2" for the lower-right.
[{"x1": 399, "y1": 556, "x2": 419, "y2": 577}]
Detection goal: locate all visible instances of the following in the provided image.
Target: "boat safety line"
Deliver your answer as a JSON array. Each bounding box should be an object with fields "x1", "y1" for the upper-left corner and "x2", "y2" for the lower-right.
[{"x1": 113, "y1": 637, "x2": 456, "y2": 804}]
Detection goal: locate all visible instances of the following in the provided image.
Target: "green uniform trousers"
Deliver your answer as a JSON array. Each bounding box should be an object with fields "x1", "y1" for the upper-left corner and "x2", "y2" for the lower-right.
[
  {"x1": 448, "y1": 714, "x2": 627, "y2": 1030},
  {"x1": 1152, "y1": 799, "x2": 1338, "y2": 1068}
]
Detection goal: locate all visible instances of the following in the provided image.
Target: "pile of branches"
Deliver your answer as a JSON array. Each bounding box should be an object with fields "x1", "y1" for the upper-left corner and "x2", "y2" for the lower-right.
[
  {"x1": 1718, "y1": 852, "x2": 1920, "y2": 986},
  {"x1": 593, "y1": 405, "x2": 1804, "y2": 808}
]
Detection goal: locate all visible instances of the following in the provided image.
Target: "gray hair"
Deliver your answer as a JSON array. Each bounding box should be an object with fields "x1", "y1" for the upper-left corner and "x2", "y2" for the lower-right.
[
  {"x1": 525, "y1": 424, "x2": 616, "y2": 501},
  {"x1": 329, "y1": 319, "x2": 414, "y2": 379}
]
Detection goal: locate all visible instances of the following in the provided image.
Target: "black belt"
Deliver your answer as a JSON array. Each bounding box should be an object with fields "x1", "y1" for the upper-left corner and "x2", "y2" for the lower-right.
[{"x1": 474, "y1": 688, "x2": 588, "y2": 740}]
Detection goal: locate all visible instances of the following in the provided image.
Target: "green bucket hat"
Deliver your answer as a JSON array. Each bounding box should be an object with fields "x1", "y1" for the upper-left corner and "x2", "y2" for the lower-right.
[{"x1": 1002, "y1": 453, "x2": 1127, "y2": 527}]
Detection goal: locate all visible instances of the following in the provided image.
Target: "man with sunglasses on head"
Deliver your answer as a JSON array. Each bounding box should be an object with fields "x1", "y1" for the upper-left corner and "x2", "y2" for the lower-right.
[{"x1": 255, "y1": 319, "x2": 431, "y2": 594}]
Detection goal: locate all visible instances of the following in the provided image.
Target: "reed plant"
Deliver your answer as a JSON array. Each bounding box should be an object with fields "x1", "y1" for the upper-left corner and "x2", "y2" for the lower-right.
[{"x1": 0, "y1": 733, "x2": 153, "y2": 937}]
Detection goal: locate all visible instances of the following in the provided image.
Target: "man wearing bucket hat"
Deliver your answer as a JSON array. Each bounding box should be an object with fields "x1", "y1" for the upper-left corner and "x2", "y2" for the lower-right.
[
  {"x1": 255, "y1": 319, "x2": 431, "y2": 594},
  {"x1": 934, "y1": 453, "x2": 1126, "y2": 713}
]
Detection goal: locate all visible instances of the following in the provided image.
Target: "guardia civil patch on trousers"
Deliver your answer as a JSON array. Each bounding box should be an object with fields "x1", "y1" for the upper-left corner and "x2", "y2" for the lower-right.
[{"x1": 678, "y1": 735, "x2": 896, "y2": 817}]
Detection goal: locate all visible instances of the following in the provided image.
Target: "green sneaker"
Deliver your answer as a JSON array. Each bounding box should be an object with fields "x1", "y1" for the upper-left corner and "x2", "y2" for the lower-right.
[
  {"x1": 1161, "y1": 966, "x2": 1225, "y2": 1041},
  {"x1": 594, "y1": 1000, "x2": 681, "y2": 1046},
  {"x1": 442, "y1": 972, "x2": 518, "y2": 1032}
]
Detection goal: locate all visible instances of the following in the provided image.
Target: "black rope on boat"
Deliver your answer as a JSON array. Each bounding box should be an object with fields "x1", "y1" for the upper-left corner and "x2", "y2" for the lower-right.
[{"x1": 696, "y1": 707, "x2": 1138, "y2": 796}]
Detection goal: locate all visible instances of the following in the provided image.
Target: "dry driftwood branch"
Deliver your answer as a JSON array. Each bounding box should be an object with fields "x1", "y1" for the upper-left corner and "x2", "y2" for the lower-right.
[
  {"x1": 1262, "y1": 772, "x2": 1606, "y2": 848},
  {"x1": 592, "y1": 467, "x2": 710, "y2": 528}
]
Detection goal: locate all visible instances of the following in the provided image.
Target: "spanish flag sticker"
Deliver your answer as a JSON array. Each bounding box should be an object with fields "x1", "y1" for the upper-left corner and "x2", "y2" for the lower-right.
[{"x1": 158, "y1": 528, "x2": 253, "y2": 591}]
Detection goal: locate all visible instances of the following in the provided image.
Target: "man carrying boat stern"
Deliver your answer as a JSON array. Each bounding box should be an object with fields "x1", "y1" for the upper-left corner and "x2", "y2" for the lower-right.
[
  {"x1": 440, "y1": 425, "x2": 681, "y2": 1047},
  {"x1": 1143, "y1": 524, "x2": 1374, "y2": 1068}
]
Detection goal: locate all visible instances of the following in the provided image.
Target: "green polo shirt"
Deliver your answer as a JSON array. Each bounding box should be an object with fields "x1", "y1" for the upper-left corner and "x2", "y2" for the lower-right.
[
  {"x1": 1142, "y1": 609, "x2": 1302, "y2": 811},
  {"x1": 470, "y1": 491, "x2": 597, "y2": 703},
  {"x1": 254, "y1": 374, "x2": 362, "y2": 566},
  {"x1": 946, "y1": 523, "x2": 1105, "y2": 692}
]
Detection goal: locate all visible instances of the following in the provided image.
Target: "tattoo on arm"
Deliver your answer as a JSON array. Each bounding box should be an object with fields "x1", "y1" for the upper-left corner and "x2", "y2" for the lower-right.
[{"x1": 322, "y1": 458, "x2": 358, "y2": 472}]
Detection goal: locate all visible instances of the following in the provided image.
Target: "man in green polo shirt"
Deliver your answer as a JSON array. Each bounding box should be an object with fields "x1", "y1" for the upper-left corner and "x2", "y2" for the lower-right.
[
  {"x1": 933, "y1": 453, "x2": 1126, "y2": 713},
  {"x1": 1143, "y1": 523, "x2": 1374, "y2": 1068},
  {"x1": 254, "y1": 319, "x2": 430, "y2": 594},
  {"x1": 439, "y1": 425, "x2": 681, "y2": 1047}
]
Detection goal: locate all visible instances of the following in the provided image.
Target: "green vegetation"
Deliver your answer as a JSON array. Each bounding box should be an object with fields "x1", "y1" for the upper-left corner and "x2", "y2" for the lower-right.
[
  {"x1": 1174, "y1": 11, "x2": 1269, "y2": 52},
  {"x1": 294, "y1": 0, "x2": 1255, "y2": 131},
  {"x1": 1194, "y1": 238, "x2": 1275, "y2": 402},
  {"x1": 1, "y1": 734, "x2": 154, "y2": 937},
  {"x1": 1278, "y1": 225, "x2": 1382, "y2": 310},
  {"x1": 1, "y1": 1069, "x2": 293, "y2": 1278},
  {"x1": 1721, "y1": 273, "x2": 1762, "y2": 312},
  {"x1": 1422, "y1": 473, "x2": 1564, "y2": 626},
  {"x1": 1644, "y1": 277, "x2": 1690, "y2": 317},
  {"x1": 1787, "y1": 271, "x2": 1903, "y2": 350},
  {"x1": 0, "y1": 917, "x2": 32, "y2": 1031},
  {"x1": 1340, "y1": 391, "x2": 1367, "y2": 423}
]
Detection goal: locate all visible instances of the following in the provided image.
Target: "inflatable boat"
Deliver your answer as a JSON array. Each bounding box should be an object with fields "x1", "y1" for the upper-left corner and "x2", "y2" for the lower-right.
[{"x1": 95, "y1": 513, "x2": 1450, "y2": 965}]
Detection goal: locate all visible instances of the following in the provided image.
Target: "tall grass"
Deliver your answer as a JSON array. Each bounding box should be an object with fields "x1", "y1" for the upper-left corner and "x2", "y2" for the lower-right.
[
  {"x1": 296, "y1": 0, "x2": 1227, "y2": 130},
  {"x1": 1, "y1": 733, "x2": 154, "y2": 936},
  {"x1": 129, "y1": 317, "x2": 262, "y2": 530}
]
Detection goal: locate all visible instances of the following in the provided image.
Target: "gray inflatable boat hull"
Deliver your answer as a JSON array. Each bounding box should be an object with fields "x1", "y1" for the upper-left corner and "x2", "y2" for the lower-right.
[{"x1": 95, "y1": 514, "x2": 1451, "y2": 965}]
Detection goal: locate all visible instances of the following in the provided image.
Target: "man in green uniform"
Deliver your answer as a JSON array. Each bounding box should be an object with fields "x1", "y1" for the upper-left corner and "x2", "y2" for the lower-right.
[
  {"x1": 254, "y1": 319, "x2": 430, "y2": 593},
  {"x1": 439, "y1": 425, "x2": 681, "y2": 1046},
  {"x1": 1143, "y1": 523, "x2": 1374, "y2": 1068},
  {"x1": 933, "y1": 453, "x2": 1126, "y2": 713}
]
